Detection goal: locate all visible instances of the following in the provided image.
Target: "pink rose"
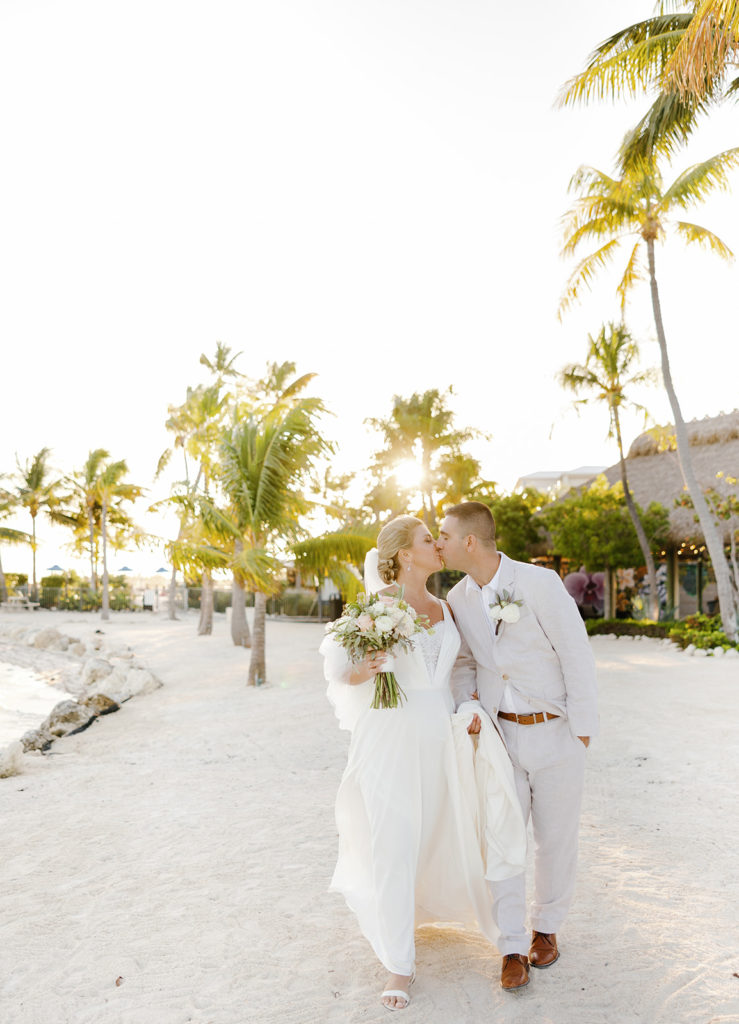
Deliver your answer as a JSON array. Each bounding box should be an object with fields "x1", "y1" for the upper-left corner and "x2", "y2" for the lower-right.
[{"x1": 356, "y1": 613, "x2": 373, "y2": 632}]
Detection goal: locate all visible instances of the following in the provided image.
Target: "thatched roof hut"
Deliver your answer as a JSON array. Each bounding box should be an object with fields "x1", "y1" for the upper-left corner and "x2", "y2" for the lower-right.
[{"x1": 602, "y1": 410, "x2": 739, "y2": 545}]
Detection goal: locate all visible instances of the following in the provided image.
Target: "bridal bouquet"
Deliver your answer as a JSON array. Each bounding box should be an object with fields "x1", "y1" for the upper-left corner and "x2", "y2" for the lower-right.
[{"x1": 325, "y1": 591, "x2": 430, "y2": 709}]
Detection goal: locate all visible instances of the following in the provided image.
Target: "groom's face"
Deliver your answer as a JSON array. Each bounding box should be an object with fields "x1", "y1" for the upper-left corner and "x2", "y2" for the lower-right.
[{"x1": 436, "y1": 515, "x2": 470, "y2": 572}]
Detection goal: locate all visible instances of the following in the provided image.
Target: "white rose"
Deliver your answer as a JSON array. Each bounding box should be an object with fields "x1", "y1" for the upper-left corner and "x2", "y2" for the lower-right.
[
  {"x1": 488, "y1": 604, "x2": 504, "y2": 621},
  {"x1": 389, "y1": 605, "x2": 406, "y2": 624},
  {"x1": 396, "y1": 614, "x2": 416, "y2": 638},
  {"x1": 367, "y1": 603, "x2": 384, "y2": 617},
  {"x1": 374, "y1": 614, "x2": 394, "y2": 634},
  {"x1": 500, "y1": 604, "x2": 521, "y2": 623}
]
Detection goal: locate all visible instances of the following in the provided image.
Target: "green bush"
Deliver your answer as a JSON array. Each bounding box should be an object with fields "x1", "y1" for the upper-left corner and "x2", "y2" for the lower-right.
[
  {"x1": 586, "y1": 618, "x2": 669, "y2": 638},
  {"x1": 587, "y1": 614, "x2": 739, "y2": 651},
  {"x1": 667, "y1": 613, "x2": 738, "y2": 651}
]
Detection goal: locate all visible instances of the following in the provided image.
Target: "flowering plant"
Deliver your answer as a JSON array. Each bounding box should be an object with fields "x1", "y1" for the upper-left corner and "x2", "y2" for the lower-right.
[
  {"x1": 325, "y1": 589, "x2": 430, "y2": 708},
  {"x1": 488, "y1": 589, "x2": 524, "y2": 635}
]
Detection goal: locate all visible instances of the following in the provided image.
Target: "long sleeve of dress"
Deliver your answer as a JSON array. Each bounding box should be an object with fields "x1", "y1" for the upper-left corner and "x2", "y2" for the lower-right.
[{"x1": 319, "y1": 633, "x2": 373, "y2": 733}]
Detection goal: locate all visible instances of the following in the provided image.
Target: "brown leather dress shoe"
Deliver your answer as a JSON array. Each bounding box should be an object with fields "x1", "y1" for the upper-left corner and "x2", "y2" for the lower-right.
[
  {"x1": 500, "y1": 953, "x2": 530, "y2": 990},
  {"x1": 529, "y1": 931, "x2": 559, "y2": 968}
]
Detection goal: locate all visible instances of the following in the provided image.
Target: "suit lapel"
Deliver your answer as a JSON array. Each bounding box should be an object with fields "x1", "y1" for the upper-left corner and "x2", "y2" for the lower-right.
[
  {"x1": 490, "y1": 553, "x2": 517, "y2": 640},
  {"x1": 460, "y1": 576, "x2": 496, "y2": 669}
]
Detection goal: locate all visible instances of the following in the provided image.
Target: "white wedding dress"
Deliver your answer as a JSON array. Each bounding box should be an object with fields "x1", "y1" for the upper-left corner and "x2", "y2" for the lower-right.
[{"x1": 321, "y1": 604, "x2": 526, "y2": 976}]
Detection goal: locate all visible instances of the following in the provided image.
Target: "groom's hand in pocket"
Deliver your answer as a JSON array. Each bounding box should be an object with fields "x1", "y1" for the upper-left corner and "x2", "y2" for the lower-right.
[
  {"x1": 578, "y1": 736, "x2": 590, "y2": 748},
  {"x1": 467, "y1": 714, "x2": 481, "y2": 735}
]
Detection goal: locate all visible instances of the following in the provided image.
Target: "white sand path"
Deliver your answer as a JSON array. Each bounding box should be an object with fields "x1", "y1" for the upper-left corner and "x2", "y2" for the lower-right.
[{"x1": 1, "y1": 610, "x2": 738, "y2": 1024}]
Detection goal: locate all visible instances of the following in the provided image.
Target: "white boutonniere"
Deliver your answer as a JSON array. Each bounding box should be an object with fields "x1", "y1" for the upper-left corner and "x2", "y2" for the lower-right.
[{"x1": 488, "y1": 589, "x2": 524, "y2": 635}]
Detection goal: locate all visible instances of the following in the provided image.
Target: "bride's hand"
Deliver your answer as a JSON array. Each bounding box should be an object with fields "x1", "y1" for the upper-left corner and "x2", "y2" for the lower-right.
[{"x1": 348, "y1": 651, "x2": 387, "y2": 684}]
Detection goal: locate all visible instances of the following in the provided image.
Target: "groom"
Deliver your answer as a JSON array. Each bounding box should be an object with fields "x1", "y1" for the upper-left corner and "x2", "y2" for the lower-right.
[{"x1": 437, "y1": 501, "x2": 598, "y2": 992}]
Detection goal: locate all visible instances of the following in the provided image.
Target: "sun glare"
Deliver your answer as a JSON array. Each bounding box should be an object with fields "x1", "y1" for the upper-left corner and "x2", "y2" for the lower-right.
[{"x1": 393, "y1": 459, "x2": 425, "y2": 490}]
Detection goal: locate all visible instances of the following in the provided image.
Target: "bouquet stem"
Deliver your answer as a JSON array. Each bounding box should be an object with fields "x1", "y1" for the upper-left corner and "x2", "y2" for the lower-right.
[{"x1": 370, "y1": 670, "x2": 407, "y2": 710}]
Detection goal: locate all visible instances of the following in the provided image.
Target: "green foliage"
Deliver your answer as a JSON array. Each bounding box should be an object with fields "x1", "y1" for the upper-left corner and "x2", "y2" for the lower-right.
[
  {"x1": 586, "y1": 613, "x2": 739, "y2": 651},
  {"x1": 292, "y1": 529, "x2": 376, "y2": 600},
  {"x1": 477, "y1": 492, "x2": 544, "y2": 563},
  {"x1": 541, "y1": 476, "x2": 669, "y2": 571},
  {"x1": 4, "y1": 573, "x2": 28, "y2": 590},
  {"x1": 667, "y1": 612, "x2": 739, "y2": 651},
  {"x1": 586, "y1": 618, "x2": 669, "y2": 638}
]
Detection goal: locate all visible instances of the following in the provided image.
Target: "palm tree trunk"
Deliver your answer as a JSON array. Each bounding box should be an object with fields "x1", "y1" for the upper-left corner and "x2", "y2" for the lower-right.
[
  {"x1": 602, "y1": 567, "x2": 613, "y2": 618},
  {"x1": 31, "y1": 512, "x2": 38, "y2": 600},
  {"x1": 248, "y1": 591, "x2": 267, "y2": 685},
  {"x1": 101, "y1": 498, "x2": 110, "y2": 621},
  {"x1": 231, "y1": 573, "x2": 251, "y2": 647},
  {"x1": 647, "y1": 239, "x2": 737, "y2": 640},
  {"x1": 87, "y1": 507, "x2": 97, "y2": 592},
  {"x1": 729, "y1": 527, "x2": 739, "y2": 595},
  {"x1": 614, "y1": 411, "x2": 660, "y2": 619},
  {"x1": 198, "y1": 571, "x2": 213, "y2": 635},
  {"x1": 0, "y1": 549, "x2": 7, "y2": 603},
  {"x1": 167, "y1": 568, "x2": 179, "y2": 620}
]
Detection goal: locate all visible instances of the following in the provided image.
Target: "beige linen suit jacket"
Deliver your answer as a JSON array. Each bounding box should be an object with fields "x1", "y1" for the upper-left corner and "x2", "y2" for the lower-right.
[{"x1": 447, "y1": 552, "x2": 598, "y2": 740}]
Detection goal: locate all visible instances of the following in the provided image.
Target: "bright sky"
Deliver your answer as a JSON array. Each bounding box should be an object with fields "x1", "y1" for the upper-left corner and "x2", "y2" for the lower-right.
[{"x1": 2, "y1": 0, "x2": 738, "y2": 577}]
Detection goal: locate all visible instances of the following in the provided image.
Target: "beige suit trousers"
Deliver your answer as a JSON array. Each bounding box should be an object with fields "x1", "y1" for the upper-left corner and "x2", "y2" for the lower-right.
[{"x1": 490, "y1": 715, "x2": 586, "y2": 954}]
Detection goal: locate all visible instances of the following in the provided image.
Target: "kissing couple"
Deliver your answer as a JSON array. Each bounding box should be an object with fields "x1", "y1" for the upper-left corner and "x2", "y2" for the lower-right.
[{"x1": 320, "y1": 501, "x2": 598, "y2": 1011}]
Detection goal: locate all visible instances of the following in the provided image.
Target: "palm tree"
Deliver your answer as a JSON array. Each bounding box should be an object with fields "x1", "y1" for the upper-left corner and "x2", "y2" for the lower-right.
[
  {"x1": 158, "y1": 364, "x2": 232, "y2": 621},
  {"x1": 560, "y1": 151, "x2": 739, "y2": 639},
  {"x1": 62, "y1": 449, "x2": 111, "y2": 592},
  {"x1": 216, "y1": 393, "x2": 332, "y2": 685},
  {"x1": 665, "y1": 0, "x2": 739, "y2": 98},
  {"x1": 97, "y1": 460, "x2": 144, "y2": 621},
  {"x1": 0, "y1": 486, "x2": 30, "y2": 603},
  {"x1": 557, "y1": 4, "x2": 739, "y2": 165},
  {"x1": 367, "y1": 390, "x2": 476, "y2": 534},
  {"x1": 559, "y1": 323, "x2": 661, "y2": 618},
  {"x1": 15, "y1": 448, "x2": 60, "y2": 599}
]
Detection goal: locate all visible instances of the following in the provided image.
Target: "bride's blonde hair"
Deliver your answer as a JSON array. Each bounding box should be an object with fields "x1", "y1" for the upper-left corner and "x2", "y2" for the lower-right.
[{"x1": 376, "y1": 515, "x2": 424, "y2": 584}]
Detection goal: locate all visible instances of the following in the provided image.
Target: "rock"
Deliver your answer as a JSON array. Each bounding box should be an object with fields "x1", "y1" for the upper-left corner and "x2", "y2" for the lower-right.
[
  {"x1": 725, "y1": 647, "x2": 739, "y2": 659},
  {"x1": 711, "y1": 647, "x2": 725, "y2": 657},
  {"x1": 21, "y1": 728, "x2": 52, "y2": 752},
  {"x1": 81, "y1": 693, "x2": 119, "y2": 716},
  {"x1": 32, "y1": 628, "x2": 63, "y2": 650},
  {"x1": 0, "y1": 741, "x2": 24, "y2": 778},
  {"x1": 81, "y1": 658, "x2": 113, "y2": 688},
  {"x1": 684, "y1": 644, "x2": 696, "y2": 656},
  {"x1": 693, "y1": 648, "x2": 709, "y2": 657},
  {"x1": 70, "y1": 642, "x2": 86, "y2": 657},
  {"x1": 45, "y1": 700, "x2": 96, "y2": 737},
  {"x1": 96, "y1": 666, "x2": 161, "y2": 703}
]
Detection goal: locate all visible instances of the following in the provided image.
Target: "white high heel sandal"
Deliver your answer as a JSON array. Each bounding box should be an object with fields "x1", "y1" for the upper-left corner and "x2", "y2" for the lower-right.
[{"x1": 381, "y1": 973, "x2": 415, "y2": 1012}]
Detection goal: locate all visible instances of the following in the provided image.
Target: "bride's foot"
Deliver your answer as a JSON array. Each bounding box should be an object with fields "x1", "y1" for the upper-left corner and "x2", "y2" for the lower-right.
[{"x1": 381, "y1": 973, "x2": 413, "y2": 1011}]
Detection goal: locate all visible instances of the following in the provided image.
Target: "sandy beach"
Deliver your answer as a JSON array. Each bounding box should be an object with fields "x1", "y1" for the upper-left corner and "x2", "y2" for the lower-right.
[{"x1": 1, "y1": 609, "x2": 738, "y2": 1024}]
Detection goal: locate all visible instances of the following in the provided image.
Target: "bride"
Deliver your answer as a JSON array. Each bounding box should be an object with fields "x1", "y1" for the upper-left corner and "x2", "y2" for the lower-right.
[{"x1": 320, "y1": 515, "x2": 526, "y2": 1011}]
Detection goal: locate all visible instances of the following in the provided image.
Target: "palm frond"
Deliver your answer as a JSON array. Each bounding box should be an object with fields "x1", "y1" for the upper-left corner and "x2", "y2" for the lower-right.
[
  {"x1": 0, "y1": 527, "x2": 31, "y2": 545},
  {"x1": 558, "y1": 238, "x2": 625, "y2": 318},
  {"x1": 618, "y1": 89, "x2": 710, "y2": 168},
  {"x1": 617, "y1": 240, "x2": 646, "y2": 311},
  {"x1": 662, "y1": 147, "x2": 739, "y2": 208},
  {"x1": 231, "y1": 545, "x2": 284, "y2": 594},
  {"x1": 557, "y1": 16, "x2": 692, "y2": 106},
  {"x1": 664, "y1": 0, "x2": 739, "y2": 97},
  {"x1": 673, "y1": 220, "x2": 735, "y2": 258}
]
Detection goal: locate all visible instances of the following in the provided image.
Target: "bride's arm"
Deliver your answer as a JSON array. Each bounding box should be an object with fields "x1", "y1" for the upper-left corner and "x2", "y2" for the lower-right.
[{"x1": 319, "y1": 635, "x2": 387, "y2": 686}]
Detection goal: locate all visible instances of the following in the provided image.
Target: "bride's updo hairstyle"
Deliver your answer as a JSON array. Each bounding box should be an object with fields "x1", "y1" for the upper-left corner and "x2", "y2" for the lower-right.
[{"x1": 376, "y1": 515, "x2": 424, "y2": 584}]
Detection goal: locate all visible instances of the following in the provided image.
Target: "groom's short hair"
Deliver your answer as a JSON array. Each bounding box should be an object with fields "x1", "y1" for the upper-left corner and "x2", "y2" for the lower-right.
[{"x1": 445, "y1": 501, "x2": 496, "y2": 547}]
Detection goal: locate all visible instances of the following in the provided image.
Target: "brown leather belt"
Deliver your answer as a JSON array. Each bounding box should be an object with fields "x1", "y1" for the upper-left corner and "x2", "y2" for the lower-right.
[{"x1": 498, "y1": 711, "x2": 560, "y2": 725}]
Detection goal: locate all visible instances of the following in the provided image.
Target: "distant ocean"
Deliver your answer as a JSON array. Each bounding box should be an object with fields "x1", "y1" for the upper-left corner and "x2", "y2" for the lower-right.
[{"x1": 0, "y1": 661, "x2": 70, "y2": 748}]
